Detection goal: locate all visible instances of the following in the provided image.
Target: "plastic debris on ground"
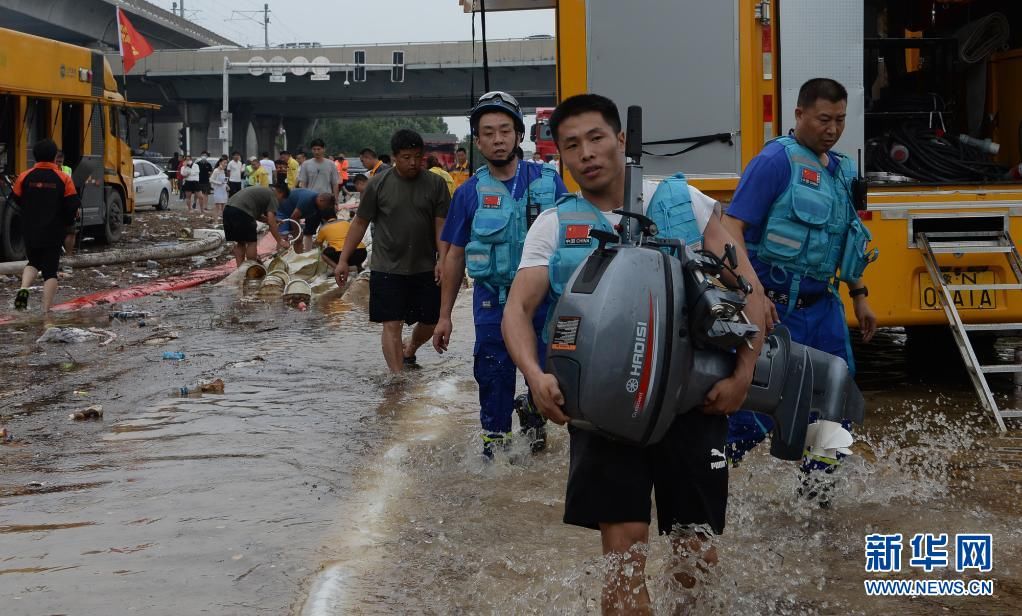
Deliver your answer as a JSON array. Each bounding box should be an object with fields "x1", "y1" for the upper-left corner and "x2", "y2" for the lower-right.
[
  {"x1": 69, "y1": 405, "x2": 103, "y2": 421},
  {"x1": 36, "y1": 327, "x2": 118, "y2": 345}
]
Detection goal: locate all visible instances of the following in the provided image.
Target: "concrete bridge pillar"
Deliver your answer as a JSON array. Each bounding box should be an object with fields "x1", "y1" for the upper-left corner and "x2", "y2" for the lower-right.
[
  {"x1": 229, "y1": 104, "x2": 254, "y2": 156},
  {"x1": 251, "y1": 116, "x2": 281, "y2": 158},
  {"x1": 282, "y1": 117, "x2": 314, "y2": 153},
  {"x1": 183, "y1": 102, "x2": 212, "y2": 156}
]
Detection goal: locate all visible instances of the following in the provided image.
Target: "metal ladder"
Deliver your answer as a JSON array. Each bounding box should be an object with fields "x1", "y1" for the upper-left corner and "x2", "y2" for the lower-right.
[{"x1": 917, "y1": 230, "x2": 1022, "y2": 432}]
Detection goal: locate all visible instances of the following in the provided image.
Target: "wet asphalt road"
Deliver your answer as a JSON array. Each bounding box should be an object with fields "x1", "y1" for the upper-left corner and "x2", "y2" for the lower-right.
[{"x1": 1, "y1": 281, "x2": 1022, "y2": 615}]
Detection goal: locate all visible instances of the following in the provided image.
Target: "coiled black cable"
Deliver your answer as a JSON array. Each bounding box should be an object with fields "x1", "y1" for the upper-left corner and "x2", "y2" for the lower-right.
[{"x1": 867, "y1": 126, "x2": 1009, "y2": 183}]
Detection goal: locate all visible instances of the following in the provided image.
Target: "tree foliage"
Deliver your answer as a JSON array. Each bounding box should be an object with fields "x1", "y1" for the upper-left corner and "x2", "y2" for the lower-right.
[{"x1": 316, "y1": 116, "x2": 450, "y2": 156}]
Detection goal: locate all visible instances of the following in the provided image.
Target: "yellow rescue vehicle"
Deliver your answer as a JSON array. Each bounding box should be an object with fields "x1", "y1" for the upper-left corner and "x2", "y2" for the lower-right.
[
  {"x1": 482, "y1": 0, "x2": 1022, "y2": 427},
  {"x1": 0, "y1": 27, "x2": 158, "y2": 260}
]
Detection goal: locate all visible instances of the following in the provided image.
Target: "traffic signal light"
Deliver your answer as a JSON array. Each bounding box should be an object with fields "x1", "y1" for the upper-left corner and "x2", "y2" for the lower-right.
[
  {"x1": 391, "y1": 51, "x2": 404, "y2": 83},
  {"x1": 178, "y1": 127, "x2": 187, "y2": 153},
  {"x1": 354, "y1": 50, "x2": 366, "y2": 82}
]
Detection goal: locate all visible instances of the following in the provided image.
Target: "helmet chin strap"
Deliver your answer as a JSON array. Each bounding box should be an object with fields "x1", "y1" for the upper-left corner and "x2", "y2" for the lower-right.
[
  {"x1": 487, "y1": 151, "x2": 517, "y2": 167},
  {"x1": 485, "y1": 132, "x2": 523, "y2": 168}
]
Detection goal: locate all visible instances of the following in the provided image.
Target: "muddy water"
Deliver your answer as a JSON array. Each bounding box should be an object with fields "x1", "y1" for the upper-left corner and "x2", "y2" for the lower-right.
[{"x1": 2, "y1": 283, "x2": 1022, "y2": 615}]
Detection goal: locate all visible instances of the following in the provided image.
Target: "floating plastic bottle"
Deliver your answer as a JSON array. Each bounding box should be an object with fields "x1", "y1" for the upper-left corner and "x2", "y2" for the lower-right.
[{"x1": 162, "y1": 351, "x2": 186, "y2": 361}]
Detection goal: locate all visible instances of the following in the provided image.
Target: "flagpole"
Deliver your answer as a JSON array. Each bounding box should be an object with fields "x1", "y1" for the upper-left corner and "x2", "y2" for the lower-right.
[{"x1": 116, "y1": 8, "x2": 128, "y2": 101}]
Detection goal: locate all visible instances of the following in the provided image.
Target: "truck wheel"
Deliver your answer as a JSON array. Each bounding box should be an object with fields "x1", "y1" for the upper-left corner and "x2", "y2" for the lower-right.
[
  {"x1": 156, "y1": 189, "x2": 169, "y2": 211},
  {"x1": 1, "y1": 200, "x2": 26, "y2": 261},
  {"x1": 98, "y1": 191, "x2": 124, "y2": 245}
]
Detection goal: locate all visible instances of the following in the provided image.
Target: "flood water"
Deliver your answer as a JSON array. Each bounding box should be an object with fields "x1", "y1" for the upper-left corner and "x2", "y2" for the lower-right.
[{"x1": 2, "y1": 281, "x2": 1021, "y2": 615}]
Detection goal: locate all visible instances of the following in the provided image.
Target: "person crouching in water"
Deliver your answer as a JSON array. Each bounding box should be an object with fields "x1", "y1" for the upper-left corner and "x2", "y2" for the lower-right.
[
  {"x1": 222, "y1": 185, "x2": 290, "y2": 267},
  {"x1": 316, "y1": 198, "x2": 367, "y2": 273}
]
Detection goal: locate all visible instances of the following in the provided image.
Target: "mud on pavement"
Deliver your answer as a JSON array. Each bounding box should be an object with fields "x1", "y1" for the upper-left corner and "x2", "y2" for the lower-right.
[{"x1": 2, "y1": 276, "x2": 1022, "y2": 614}]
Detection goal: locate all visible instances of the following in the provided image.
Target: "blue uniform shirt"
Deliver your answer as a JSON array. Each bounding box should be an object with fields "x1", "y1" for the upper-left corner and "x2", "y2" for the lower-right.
[
  {"x1": 726, "y1": 140, "x2": 842, "y2": 297},
  {"x1": 277, "y1": 188, "x2": 321, "y2": 233},
  {"x1": 441, "y1": 160, "x2": 568, "y2": 325}
]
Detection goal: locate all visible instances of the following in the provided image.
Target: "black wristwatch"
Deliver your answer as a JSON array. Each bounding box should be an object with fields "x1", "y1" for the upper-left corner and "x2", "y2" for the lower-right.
[{"x1": 849, "y1": 286, "x2": 868, "y2": 298}]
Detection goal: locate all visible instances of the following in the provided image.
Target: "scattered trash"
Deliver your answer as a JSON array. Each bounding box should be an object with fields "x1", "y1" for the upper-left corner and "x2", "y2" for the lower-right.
[
  {"x1": 173, "y1": 378, "x2": 225, "y2": 396},
  {"x1": 146, "y1": 260, "x2": 160, "y2": 269},
  {"x1": 70, "y1": 405, "x2": 103, "y2": 421},
  {"x1": 1, "y1": 426, "x2": 10, "y2": 442},
  {"x1": 162, "y1": 351, "x2": 186, "y2": 361},
  {"x1": 37, "y1": 326, "x2": 117, "y2": 345},
  {"x1": 109, "y1": 310, "x2": 149, "y2": 321},
  {"x1": 28, "y1": 481, "x2": 44, "y2": 488},
  {"x1": 132, "y1": 273, "x2": 154, "y2": 279},
  {"x1": 138, "y1": 330, "x2": 179, "y2": 346},
  {"x1": 138, "y1": 320, "x2": 147, "y2": 327},
  {"x1": 73, "y1": 390, "x2": 90, "y2": 396},
  {"x1": 297, "y1": 301, "x2": 307, "y2": 311}
]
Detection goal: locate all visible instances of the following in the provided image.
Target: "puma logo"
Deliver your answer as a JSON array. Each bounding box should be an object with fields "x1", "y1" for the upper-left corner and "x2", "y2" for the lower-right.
[{"x1": 710, "y1": 448, "x2": 727, "y2": 470}]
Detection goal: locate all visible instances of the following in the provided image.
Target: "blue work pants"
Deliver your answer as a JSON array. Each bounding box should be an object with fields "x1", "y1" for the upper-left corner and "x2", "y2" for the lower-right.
[{"x1": 474, "y1": 321, "x2": 546, "y2": 434}]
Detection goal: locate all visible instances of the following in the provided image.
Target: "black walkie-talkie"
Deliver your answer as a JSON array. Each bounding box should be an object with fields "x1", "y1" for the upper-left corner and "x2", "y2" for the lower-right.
[{"x1": 851, "y1": 148, "x2": 868, "y2": 211}]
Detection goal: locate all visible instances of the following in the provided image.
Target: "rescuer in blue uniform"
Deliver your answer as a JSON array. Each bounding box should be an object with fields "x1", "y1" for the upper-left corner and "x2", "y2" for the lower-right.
[
  {"x1": 502, "y1": 93, "x2": 768, "y2": 613},
  {"x1": 432, "y1": 91, "x2": 568, "y2": 458},
  {"x1": 722, "y1": 78, "x2": 878, "y2": 478}
]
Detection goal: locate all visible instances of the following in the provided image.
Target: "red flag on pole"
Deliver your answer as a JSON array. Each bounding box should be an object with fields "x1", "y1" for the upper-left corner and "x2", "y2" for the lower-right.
[{"x1": 116, "y1": 8, "x2": 154, "y2": 74}]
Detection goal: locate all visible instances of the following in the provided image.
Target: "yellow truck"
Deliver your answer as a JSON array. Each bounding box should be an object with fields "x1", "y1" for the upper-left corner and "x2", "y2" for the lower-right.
[
  {"x1": 0, "y1": 27, "x2": 157, "y2": 260},
  {"x1": 497, "y1": 0, "x2": 1022, "y2": 427}
]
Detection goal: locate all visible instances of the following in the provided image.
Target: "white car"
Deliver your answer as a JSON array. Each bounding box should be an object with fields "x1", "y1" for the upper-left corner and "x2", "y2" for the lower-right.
[{"x1": 132, "y1": 159, "x2": 172, "y2": 210}]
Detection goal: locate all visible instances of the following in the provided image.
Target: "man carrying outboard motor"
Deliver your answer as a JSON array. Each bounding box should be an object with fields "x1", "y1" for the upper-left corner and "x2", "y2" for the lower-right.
[
  {"x1": 722, "y1": 78, "x2": 878, "y2": 490},
  {"x1": 502, "y1": 94, "x2": 770, "y2": 613},
  {"x1": 433, "y1": 92, "x2": 569, "y2": 458}
]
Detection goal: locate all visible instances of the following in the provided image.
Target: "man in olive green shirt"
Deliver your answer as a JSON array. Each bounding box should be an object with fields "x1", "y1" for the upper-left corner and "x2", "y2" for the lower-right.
[
  {"x1": 223, "y1": 185, "x2": 289, "y2": 267},
  {"x1": 334, "y1": 129, "x2": 451, "y2": 373}
]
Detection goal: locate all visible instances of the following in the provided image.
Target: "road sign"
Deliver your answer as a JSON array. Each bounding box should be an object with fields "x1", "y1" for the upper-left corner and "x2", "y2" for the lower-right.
[
  {"x1": 269, "y1": 56, "x2": 287, "y2": 76},
  {"x1": 311, "y1": 56, "x2": 330, "y2": 77},
  {"x1": 248, "y1": 56, "x2": 266, "y2": 76},
  {"x1": 269, "y1": 75, "x2": 286, "y2": 83},
  {"x1": 291, "y1": 56, "x2": 309, "y2": 77}
]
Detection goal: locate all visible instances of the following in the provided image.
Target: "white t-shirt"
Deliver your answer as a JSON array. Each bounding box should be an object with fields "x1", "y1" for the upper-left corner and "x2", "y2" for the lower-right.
[
  {"x1": 519, "y1": 180, "x2": 720, "y2": 269},
  {"x1": 260, "y1": 158, "x2": 275, "y2": 177},
  {"x1": 227, "y1": 159, "x2": 244, "y2": 182}
]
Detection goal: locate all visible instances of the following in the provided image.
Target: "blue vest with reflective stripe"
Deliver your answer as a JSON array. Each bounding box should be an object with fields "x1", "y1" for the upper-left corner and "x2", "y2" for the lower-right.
[
  {"x1": 465, "y1": 162, "x2": 559, "y2": 295},
  {"x1": 548, "y1": 174, "x2": 704, "y2": 303},
  {"x1": 748, "y1": 136, "x2": 859, "y2": 286}
]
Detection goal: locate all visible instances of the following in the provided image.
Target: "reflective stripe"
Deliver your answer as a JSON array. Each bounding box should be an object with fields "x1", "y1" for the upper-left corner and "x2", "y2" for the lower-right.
[{"x1": 765, "y1": 232, "x2": 802, "y2": 250}]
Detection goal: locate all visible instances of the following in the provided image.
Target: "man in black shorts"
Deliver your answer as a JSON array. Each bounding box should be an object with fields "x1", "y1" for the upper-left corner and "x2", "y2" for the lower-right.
[
  {"x1": 502, "y1": 95, "x2": 767, "y2": 613},
  {"x1": 333, "y1": 129, "x2": 451, "y2": 373},
  {"x1": 222, "y1": 185, "x2": 290, "y2": 267},
  {"x1": 12, "y1": 139, "x2": 81, "y2": 313}
]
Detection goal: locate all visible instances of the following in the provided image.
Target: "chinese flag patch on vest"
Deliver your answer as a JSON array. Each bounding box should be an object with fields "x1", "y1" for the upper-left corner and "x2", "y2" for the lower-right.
[
  {"x1": 800, "y1": 167, "x2": 821, "y2": 189},
  {"x1": 482, "y1": 194, "x2": 501, "y2": 208},
  {"x1": 564, "y1": 224, "x2": 592, "y2": 246}
]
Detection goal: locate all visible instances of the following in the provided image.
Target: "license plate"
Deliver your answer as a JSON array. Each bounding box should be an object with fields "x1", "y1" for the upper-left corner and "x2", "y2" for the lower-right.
[{"x1": 919, "y1": 271, "x2": 996, "y2": 310}]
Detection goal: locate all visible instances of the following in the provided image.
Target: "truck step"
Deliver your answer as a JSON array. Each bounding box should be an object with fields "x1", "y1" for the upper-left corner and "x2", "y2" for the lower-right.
[
  {"x1": 998, "y1": 410, "x2": 1022, "y2": 419},
  {"x1": 927, "y1": 245, "x2": 1013, "y2": 254},
  {"x1": 946, "y1": 283, "x2": 1022, "y2": 291},
  {"x1": 963, "y1": 323, "x2": 1022, "y2": 332},
  {"x1": 979, "y1": 364, "x2": 1022, "y2": 374}
]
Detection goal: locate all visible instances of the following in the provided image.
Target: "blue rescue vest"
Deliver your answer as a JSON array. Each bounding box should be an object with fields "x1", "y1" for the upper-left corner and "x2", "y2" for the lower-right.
[
  {"x1": 548, "y1": 173, "x2": 705, "y2": 303},
  {"x1": 747, "y1": 136, "x2": 875, "y2": 314},
  {"x1": 465, "y1": 161, "x2": 559, "y2": 301}
]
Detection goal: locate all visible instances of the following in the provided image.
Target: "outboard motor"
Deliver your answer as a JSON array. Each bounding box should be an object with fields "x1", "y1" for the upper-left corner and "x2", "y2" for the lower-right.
[{"x1": 545, "y1": 107, "x2": 864, "y2": 460}]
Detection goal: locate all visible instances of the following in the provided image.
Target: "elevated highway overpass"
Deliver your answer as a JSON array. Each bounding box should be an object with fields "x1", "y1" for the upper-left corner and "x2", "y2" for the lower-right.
[{"x1": 110, "y1": 38, "x2": 556, "y2": 155}]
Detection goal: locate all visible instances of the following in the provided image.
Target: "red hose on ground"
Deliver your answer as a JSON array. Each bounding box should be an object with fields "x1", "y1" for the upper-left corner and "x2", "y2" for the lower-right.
[
  {"x1": 49, "y1": 234, "x2": 280, "y2": 312},
  {"x1": 0, "y1": 234, "x2": 279, "y2": 317}
]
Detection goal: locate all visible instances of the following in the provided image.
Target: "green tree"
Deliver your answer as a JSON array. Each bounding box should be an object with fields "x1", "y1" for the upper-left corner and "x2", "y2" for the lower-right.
[{"x1": 317, "y1": 116, "x2": 450, "y2": 156}]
